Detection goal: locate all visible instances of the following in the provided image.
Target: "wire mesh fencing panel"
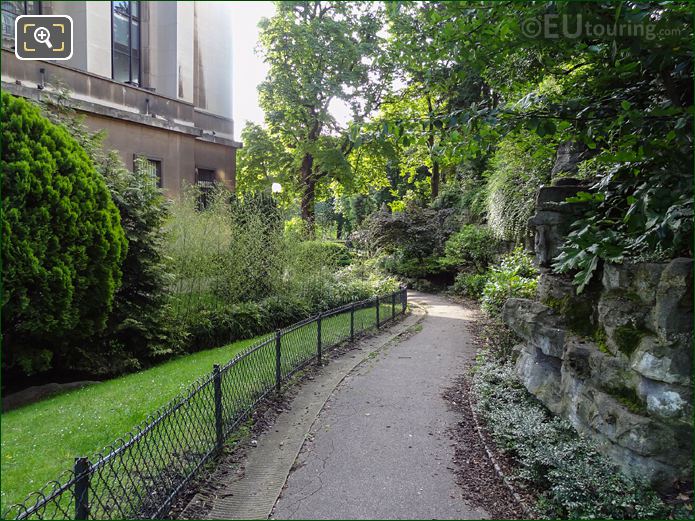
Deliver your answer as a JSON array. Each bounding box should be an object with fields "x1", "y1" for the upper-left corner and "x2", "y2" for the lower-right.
[
  {"x1": 278, "y1": 317, "x2": 319, "y2": 380},
  {"x1": 4, "y1": 287, "x2": 408, "y2": 520},
  {"x1": 219, "y1": 338, "x2": 277, "y2": 437},
  {"x1": 2, "y1": 471, "x2": 78, "y2": 521}
]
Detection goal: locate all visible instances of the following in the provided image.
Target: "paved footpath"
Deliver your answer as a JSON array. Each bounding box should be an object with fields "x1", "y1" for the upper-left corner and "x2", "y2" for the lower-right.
[
  {"x1": 204, "y1": 298, "x2": 426, "y2": 520},
  {"x1": 271, "y1": 293, "x2": 489, "y2": 520}
]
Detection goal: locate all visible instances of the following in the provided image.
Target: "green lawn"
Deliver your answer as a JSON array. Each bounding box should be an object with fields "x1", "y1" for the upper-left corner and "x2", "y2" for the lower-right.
[{"x1": 0, "y1": 303, "x2": 392, "y2": 514}]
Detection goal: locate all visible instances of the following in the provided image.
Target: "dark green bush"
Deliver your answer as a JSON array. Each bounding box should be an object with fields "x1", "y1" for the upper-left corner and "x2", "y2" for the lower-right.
[
  {"x1": 452, "y1": 272, "x2": 488, "y2": 299},
  {"x1": 38, "y1": 94, "x2": 175, "y2": 375},
  {"x1": 261, "y1": 294, "x2": 312, "y2": 329},
  {"x1": 184, "y1": 302, "x2": 268, "y2": 351},
  {"x1": 379, "y1": 253, "x2": 445, "y2": 279},
  {"x1": 442, "y1": 224, "x2": 500, "y2": 272},
  {"x1": 298, "y1": 240, "x2": 351, "y2": 267},
  {"x1": 92, "y1": 155, "x2": 174, "y2": 373},
  {"x1": 354, "y1": 202, "x2": 458, "y2": 261},
  {"x1": 1, "y1": 92, "x2": 127, "y2": 374}
]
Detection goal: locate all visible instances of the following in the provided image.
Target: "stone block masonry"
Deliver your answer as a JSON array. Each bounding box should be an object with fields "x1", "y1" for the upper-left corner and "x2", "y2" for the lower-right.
[{"x1": 503, "y1": 184, "x2": 692, "y2": 491}]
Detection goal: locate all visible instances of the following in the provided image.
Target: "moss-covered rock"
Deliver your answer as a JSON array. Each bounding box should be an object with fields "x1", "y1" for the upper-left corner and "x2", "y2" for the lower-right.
[{"x1": 613, "y1": 323, "x2": 647, "y2": 357}]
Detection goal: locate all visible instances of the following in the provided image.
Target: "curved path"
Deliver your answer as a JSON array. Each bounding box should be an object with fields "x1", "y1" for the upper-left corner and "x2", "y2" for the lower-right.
[{"x1": 271, "y1": 293, "x2": 489, "y2": 520}]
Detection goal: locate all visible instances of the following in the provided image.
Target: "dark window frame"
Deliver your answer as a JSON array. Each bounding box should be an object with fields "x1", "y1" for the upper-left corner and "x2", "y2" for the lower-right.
[
  {"x1": 1, "y1": 1, "x2": 41, "y2": 46},
  {"x1": 111, "y1": 1, "x2": 140, "y2": 86},
  {"x1": 134, "y1": 154, "x2": 163, "y2": 189},
  {"x1": 195, "y1": 167, "x2": 219, "y2": 209}
]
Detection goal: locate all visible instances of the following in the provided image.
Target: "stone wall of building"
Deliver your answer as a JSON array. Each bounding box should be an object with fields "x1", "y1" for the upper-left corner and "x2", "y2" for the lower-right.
[{"x1": 503, "y1": 184, "x2": 693, "y2": 491}]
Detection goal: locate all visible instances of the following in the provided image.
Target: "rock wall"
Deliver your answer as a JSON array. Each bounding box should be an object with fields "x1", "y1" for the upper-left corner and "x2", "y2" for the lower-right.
[{"x1": 503, "y1": 185, "x2": 693, "y2": 491}]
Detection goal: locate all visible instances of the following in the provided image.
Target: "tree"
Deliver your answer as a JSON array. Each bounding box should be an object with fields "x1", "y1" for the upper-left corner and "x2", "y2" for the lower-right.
[
  {"x1": 37, "y1": 91, "x2": 175, "y2": 375},
  {"x1": 1, "y1": 92, "x2": 127, "y2": 374},
  {"x1": 378, "y1": 1, "x2": 692, "y2": 289},
  {"x1": 257, "y1": 1, "x2": 389, "y2": 234},
  {"x1": 236, "y1": 122, "x2": 294, "y2": 206}
]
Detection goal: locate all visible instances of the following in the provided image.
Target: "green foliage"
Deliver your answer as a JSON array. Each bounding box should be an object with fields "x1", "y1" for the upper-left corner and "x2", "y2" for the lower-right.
[
  {"x1": 453, "y1": 175, "x2": 488, "y2": 223},
  {"x1": 257, "y1": 0, "x2": 390, "y2": 229},
  {"x1": 165, "y1": 188, "x2": 397, "y2": 349},
  {"x1": 37, "y1": 91, "x2": 176, "y2": 373},
  {"x1": 1, "y1": 93, "x2": 127, "y2": 374},
  {"x1": 471, "y1": 353, "x2": 667, "y2": 519},
  {"x1": 442, "y1": 225, "x2": 500, "y2": 272},
  {"x1": 236, "y1": 122, "x2": 293, "y2": 205},
  {"x1": 478, "y1": 320, "x2": 521, "y2": 362},
  {"x1": 184, "y1": 302, "x2": 267, "y2": 352},
  {"x1": 354, "y1": 202, "x2": 458, "y2": 261},
  {"x1": 613, "y1": 323, "x2": 646, "y2": 357},
  {"x1": 610, "y1": 386, "x2": 647, "y2": 415},
  {"x1": 375, "y1": 1, "x2": 692, "y2": 292},
  {"x1": 167, "y1": 189, "x2": 282, "y2": 306},
  {"x1": 485, "y1": 132, "x2": 554, "y2": 242},
  {"x1": 89, "y1": 154, "x2": 173, "y2": 374},
  {"x1": 481, "y1": 248, "x2": 538, "y2": 316},
  {"x1": 452, "y1": 272, "x2": 488, "y2": 299},
  {"x1": 379, "y1": 254, "x2": 444, "y2": 280},
  {"x1": 542, "y1": 294, "x2": 595, "y2": 338},
  {"x1": 299, "y1": 240, "x2": 351, "y2": 267}
]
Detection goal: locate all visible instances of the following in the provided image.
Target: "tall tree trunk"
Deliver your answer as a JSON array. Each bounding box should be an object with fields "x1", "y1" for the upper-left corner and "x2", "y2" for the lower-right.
[
  {"x1": 336, "y1": 212, "x2": 344, "y2": 239},
  {"x1": 431, "y1": 160, "x2": 440, "y2": 199},
  {"x1": 426, "y1": 93, "x2": 439, "y2": 200},
  {"x1": 300, "y1": 153, "x2": 315, "y2": 237}
]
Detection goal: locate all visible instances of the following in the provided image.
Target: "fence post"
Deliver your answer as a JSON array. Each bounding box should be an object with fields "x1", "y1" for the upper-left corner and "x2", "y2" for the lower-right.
[
  {"x1": 375, "y1": 296, "x2": 380, "y2": 329},
  {"x1": 275, "y1": 329, "x2": 282, "y2": 394},
  {"x1": 317, "y1": 312, "x2": 323, "y2": 364},
  {"x1": 402, "y1": 287, "x2": 407, "y2": 313},
  {"x1": 350, "y1": 302, "x2": 355, "y2": 342},
  {"x1": 213, "y1": 364, "x2": 223, "y2": 451},
  {"x1": 391, "y1": 292, "x2": 396, "y2": 319},
  {"x1": 74, "y1": 457, "x2": 90, "y2": 520}
]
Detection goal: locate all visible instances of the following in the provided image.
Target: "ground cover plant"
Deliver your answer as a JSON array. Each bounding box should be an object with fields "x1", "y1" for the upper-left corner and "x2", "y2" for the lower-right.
[
  {"x1": 470, "y1": 351, "x2": 670, "y2": 519},
  {"x1": 2, "y1": 1, "x2": 692, "y2": 517}
]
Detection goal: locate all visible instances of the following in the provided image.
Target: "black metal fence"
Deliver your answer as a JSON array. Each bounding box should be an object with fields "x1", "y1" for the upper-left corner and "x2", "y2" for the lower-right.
[{"x1": 3, "y1": 287, "x2": 408, "y2": 520}]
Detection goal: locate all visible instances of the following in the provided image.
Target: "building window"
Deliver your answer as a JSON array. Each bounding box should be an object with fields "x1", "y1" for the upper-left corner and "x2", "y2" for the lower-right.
[
  {"x1": 112, "y1": 1, "x2": 140, "y2": 85},
  {"x1": 195, "y1": 168, "x2": 218, "y2": 209},
  {"x1": 135, "y1": 156, "x2": 162, "y2": 188},
  {"x1": 1, "y1": 1, "x2": 40, "y2": 46}
]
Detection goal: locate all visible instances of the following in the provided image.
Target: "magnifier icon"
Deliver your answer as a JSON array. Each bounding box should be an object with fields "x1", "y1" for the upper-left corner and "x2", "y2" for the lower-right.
[{"x1": 34, "y1": 26, "x2": 52, "y2": 48}]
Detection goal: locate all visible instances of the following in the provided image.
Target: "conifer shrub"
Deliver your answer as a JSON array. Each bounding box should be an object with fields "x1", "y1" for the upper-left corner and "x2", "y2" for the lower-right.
[{"x1": 1, "y1": 92, "x2": 127, "y2": 374}]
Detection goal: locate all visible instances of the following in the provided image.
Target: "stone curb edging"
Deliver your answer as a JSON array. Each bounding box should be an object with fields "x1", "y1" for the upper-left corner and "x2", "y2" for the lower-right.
[{"x1": 194, "y1": 304, "x2": 427, "y2": 520}]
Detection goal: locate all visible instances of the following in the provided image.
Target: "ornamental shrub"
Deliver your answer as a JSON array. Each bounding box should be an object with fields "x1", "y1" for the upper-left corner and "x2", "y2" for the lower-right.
[
  {"x1": 442, "y1": 224, "x2": 500, "y2": 272},
  {"x1": 38, "y1": 93, "x2": 175, "y2": 375},
  {"x1": 1, "y1": 92, "x2": 127, "y2": 374},
  {"x1": 92, "y1": 155, "x2": 174, "y2": 373},
  {"x1": 481, "y1": 247, "x2": 538, "y2": 316},
  {"x1": 452, "y1": 272, "x2": 488, "y2": 299}
]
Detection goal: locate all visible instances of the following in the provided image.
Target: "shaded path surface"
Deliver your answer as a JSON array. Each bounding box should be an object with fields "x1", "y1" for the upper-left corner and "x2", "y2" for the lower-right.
[{"x1": 272, "y1": 293, "x2": 489, "y2": 520}]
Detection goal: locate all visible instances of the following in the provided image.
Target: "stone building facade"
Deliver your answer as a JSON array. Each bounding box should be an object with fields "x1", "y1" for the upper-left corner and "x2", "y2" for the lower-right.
[{"x1": 1, "y1": 1, "x2": 241, "y2": 195}]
